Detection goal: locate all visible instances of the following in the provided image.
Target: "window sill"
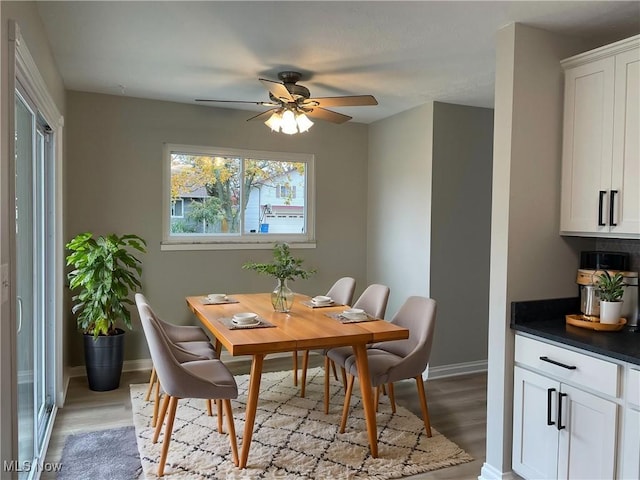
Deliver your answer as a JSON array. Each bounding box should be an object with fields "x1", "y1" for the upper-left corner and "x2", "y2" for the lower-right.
[{"x1": 160, "y1": 242, "x2": 317, "y2": 251}]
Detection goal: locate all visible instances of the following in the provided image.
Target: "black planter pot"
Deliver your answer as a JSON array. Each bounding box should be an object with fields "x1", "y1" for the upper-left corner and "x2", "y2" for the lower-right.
[{"x1": 83, "y1": 328, "x2": 125, "y2": 391}]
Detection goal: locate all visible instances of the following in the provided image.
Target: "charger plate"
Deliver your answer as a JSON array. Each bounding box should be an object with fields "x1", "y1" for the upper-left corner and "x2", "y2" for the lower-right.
[{"x1": 566, "y1": 314, "x2": 627, "y2": 331}]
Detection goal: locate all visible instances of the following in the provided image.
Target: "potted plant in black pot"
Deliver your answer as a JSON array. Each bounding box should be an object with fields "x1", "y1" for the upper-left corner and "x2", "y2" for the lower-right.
[{"x1": 66, "y1": 232, "x2": 146, "y2": 391}]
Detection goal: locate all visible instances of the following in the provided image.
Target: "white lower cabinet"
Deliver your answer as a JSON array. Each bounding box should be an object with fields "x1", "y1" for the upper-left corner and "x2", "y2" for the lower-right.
[
  {"x1": 620, "y1": 368, "x2": 640, "y2": 479},
  {"x1": 513, "y1": 335, "x2": 622, "y2": 479},
  {"x1": 513, "y1": 366, "x2": 617, "y2": 479}
]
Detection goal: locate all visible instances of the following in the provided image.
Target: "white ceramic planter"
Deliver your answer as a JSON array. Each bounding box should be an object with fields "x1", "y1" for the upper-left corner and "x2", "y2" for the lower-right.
[{"x1": 600, "y1": 300, "x2": 623, "y2": 324}]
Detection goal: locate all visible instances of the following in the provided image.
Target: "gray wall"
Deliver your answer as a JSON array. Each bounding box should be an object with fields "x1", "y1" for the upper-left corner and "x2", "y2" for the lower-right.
[
  {"x1": 367, "y1": 101, "x2": 495, "y2": 370},
  {"x1": 430, "y1": 102, "x2": 493, "y2": 367},
  {"x1": 367, "y1": 103, "x2": 433, "y2": 323},
  {"x1": 65, "y1": 91, "x2": 369, "y2": 366}
]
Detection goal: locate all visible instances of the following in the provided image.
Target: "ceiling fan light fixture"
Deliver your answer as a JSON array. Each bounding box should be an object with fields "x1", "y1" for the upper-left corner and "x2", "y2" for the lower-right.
[
  {"x1": 265, "y1": 110, "x2": 283, "y2": 132},
  {"x1": 296, "y1": 113, "x2": 313, "y2": 133},
  {"x1": 280, "y1": 109, "x2": 298, "y2": 135}
]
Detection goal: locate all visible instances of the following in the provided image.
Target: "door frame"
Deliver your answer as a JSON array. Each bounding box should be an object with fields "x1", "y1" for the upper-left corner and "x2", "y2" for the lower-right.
[{"x1": 2, "y1": 19, "x2": 65, "y2": 469}]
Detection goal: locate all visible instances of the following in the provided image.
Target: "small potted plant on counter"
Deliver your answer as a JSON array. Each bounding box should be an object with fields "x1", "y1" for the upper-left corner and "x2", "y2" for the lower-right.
[
  {"x1": 243, "y1": 242, "x2": 315, "y2": 312},
  {"x1": 66, "y1": 232, "x2": 146, "y2": 391},
  {"x1": 597, "y1": 270, "x2": 625, "y2": 324}
]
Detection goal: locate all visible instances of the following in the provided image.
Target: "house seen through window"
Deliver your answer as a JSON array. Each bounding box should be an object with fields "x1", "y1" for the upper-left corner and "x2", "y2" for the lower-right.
[{"x1": 164, "y1": 144, "x2": 314, "y2": 246}]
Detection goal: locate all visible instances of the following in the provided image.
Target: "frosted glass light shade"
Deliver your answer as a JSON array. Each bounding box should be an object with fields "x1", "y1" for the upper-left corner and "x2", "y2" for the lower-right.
[
  {"x1": 265, "y1": 111, "x2": 283, "y2": 132},
  {"x1": 296, "y1": 113, "x2": 313, "y2": 133},
  {"x1": 281, "y1": 110, "x2": 298, "y2": 135}
]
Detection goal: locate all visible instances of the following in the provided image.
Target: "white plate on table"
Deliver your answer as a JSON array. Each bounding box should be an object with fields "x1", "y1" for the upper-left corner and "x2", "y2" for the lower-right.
[
  {"x1": 232, "y1": 312, "x2": 259, "y2": 325},
  {"x1": 207, "y1": 293, "x2": 228, "y2": 302},
  {"x1": 341, "y1": 308, "x2": 367, "y2": 320},
  {"x1": 231, "y1": 318, "x2": 261, "y2": 326},
  {"x1": 312, "y1": 295, "x2": 334, "y2": 306}
]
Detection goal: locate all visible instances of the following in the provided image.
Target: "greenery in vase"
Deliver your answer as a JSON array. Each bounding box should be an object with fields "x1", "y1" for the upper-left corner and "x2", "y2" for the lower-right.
[
  {"x1": 242, "y1": 242, "x2": 315, "y2": 281},
  {"x1": 597, "y1": 270, "x2": 625, "y2": 302},
  {"x1": 66, "y1": 232, "x2": 146, "y2": 338}
]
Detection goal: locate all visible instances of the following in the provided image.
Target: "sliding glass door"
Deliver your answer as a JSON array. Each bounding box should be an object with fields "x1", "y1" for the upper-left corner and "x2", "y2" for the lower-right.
[{"x1": 15, "y1": 87, "x2": 55, "y2": 478}]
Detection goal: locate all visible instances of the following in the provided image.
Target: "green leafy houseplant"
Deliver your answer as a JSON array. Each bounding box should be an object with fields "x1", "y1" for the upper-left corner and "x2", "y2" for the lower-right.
[
  {"x1": 597, "y1": 270, "x2": 625, "y2": 302},
  {"x1": 243, "y1": 243, "x2": 315, "y2": 312},
  {"x1": 66, "y1": 232, "x2": 147, "y2": 337}
]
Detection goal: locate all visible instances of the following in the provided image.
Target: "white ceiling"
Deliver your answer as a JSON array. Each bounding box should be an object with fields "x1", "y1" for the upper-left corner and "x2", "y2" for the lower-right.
[{"x1": 36, "y1": 1, "x2": 640, "y2": 124}]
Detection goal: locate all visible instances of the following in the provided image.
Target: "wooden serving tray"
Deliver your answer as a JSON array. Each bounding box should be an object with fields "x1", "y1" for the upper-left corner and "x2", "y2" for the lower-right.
[{"x1": 566, "y1": 314, "x2": 627, "y2": 331}]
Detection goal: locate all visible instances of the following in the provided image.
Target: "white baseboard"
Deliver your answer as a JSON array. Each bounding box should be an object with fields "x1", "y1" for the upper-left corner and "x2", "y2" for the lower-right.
[
  {"x1": 428, "y1": 359, "x2": 487, "y2": 379},
  {"x1": 479, "y1": 462, "x2": 519, "y2": 480},
  {"x1": 67, "y1": 355, "x2": 487, "y2": 381}
]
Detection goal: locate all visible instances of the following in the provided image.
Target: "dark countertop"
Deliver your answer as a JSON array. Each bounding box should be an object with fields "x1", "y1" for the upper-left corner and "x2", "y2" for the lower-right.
[{"x1": 511, "y1": 297, "x2": 640, "y2": 366}]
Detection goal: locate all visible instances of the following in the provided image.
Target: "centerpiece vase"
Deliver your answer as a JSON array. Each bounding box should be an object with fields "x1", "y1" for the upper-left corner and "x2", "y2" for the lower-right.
[{"x1": 271, "y1": 278, "x2": 294, "y2": 312}]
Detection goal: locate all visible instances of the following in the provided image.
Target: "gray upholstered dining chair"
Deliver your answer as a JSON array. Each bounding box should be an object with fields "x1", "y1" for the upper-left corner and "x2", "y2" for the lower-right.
[
  {"x1": 337, "y1": 296, "x2": 437, "y2": 436},
  {"x1": 323, "y1": 283, "x2": 390, "y2": 413},
  {"x1": 135, "y1": 294, "x2": 219, "y2": 428},
  {"x1": 137, "y1": 300, "x2": 239, "y2": 476},
  {"x1": 295, "y1": 277, "x2": 357, "y2": 397}
]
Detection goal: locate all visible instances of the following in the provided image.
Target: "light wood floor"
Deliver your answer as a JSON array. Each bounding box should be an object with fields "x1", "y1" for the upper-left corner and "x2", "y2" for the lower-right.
[{"x1": 44, "y1": 354, "x2": 486, "y2": 479}]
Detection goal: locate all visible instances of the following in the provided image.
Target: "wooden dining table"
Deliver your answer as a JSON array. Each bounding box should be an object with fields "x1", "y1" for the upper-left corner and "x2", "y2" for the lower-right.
[{"x1": 186, "y1": 292, "x2": 409, "y2": 469}]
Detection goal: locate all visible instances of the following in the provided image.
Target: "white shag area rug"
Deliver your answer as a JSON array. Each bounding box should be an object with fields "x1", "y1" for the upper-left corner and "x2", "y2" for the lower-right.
[{"x1": 130, "y1": 367, "x2": 472, "y2": 479}]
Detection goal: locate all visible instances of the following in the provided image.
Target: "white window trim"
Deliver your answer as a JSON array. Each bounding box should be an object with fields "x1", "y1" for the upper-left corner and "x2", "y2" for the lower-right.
[{"x1": 162, "y1": 143, "x2": 316, "y2": 250}]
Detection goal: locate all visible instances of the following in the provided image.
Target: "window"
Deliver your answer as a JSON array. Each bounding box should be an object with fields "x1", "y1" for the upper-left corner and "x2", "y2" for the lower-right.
[
  {"x1": 163, "y1": 144, "x2": 315, "y2": 249},
  {"x1": 171, "y1": 198, "x2": 184, "y2": 218},
  {"x1": 276, "y1": 185, "x2": 296, "y2": 199}
]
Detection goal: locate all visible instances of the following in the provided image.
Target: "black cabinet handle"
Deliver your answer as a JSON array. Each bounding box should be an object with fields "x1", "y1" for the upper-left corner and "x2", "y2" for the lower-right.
[
  {"x1": 598, "y1": 191, "x2": 607, "y2": 226},
  {"x1": 540, "y1": 356, "x2": 577, "y2": 370},
  {"x1": 609, "y1": 190, "x2": 618, "y2": 226},
  {"x1": 547, "y1": 388, "x2": 556, "y2": 426},
  {"x1": 557, "y1": 392, "x2": 568, "y2": 430}
]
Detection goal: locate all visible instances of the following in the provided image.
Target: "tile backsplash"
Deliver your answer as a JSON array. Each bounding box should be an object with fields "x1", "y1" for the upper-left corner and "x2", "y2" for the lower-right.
[{"x1": 596, "y1": 238, "x2": 640, "y2": 273}]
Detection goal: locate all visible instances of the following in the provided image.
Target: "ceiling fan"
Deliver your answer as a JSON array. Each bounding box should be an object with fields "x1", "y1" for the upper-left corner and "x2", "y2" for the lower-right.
[{"x1": 195, "y1": 71, "x2": 377, "y2": 132}]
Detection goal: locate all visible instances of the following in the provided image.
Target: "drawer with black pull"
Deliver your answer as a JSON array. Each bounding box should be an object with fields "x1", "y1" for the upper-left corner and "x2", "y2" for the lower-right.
[{"x1": 515, "y1": 334, "x2": 620, "y2": 397}]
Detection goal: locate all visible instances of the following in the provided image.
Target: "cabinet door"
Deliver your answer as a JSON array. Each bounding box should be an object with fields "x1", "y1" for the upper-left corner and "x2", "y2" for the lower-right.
[
  {"x1": 560, "y1": 57, "x2": 615, "y2": 234},
  {"x1": 557, "y1": 384, "x2": 618, "y2": 480},
  {"x1": 620, "y1": 408, "x2": 640, "y2": 480},
  {"x1": 611, "y1": 48, "x2": 640, "y2": 235},
  {"x1": 513, "y1": 367, "x2": 560, "y2": 479}
]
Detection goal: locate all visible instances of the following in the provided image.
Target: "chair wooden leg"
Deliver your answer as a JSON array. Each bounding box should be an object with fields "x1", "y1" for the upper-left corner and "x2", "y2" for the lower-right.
[
  {"x1": 144, "y1": 367, "x2": 156, "y2": 401},
  {"x1": 158, "y1": 396, "x2": 178, "y2": 477},
  {"x1": 415, "y1": 376, "x2": 432, "y2": 437},
  {"x1": 223, "y1": 399, "x2": 239, "y2": 467},
  {"x1": 217, "y1": 399, "x2": 224, "y2": 434},
  {"x1": 331, "y1": 359, "x2": 339, "y2": 381},
  {"x1": 381, "y1": 384, "x2": 387, "y2": 396},
  {"x1": 388, "y1": 383, "x2": 396, "y2": 413},
  {"x1": 301, "y1": 350, "x2": 309, "y2": 398},
  {"x1": 292, "y1": 350, "x2": 298, "y2": 386},
  {"x1": 206, "y1": 399, "x2": 213, "y2": 416},
  {"x1": 324, "y1": 355, "x2": 331, "y2": 414},
  {"x1": 151, "y1": 379, "x2": 161, "y2": 428},
  {"x1": 153, "y1": 394, "x2": 171, "y2": 443},
  {"x1": 340, "y1": 366, "x2": 347, "y2": 389},
  {"x1": 374, "y1": 385, "x2": 380, "y2": 412},
  {"x1": 339, "y1": 375, "x2": 355, "y2": 434}
]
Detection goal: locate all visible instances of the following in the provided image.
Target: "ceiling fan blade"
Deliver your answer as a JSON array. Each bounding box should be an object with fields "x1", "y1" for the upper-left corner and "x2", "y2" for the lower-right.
[
  {"x1": 305, "y1": 107, "x2": 352, "y2": 124},
  {"x1": 259, "y1": 78, "x2": 294, "y2": 103},
  {"x1": 195, "y1": 99, "x2": 274, "y2": 105},
  {"x1": 306, "y1": 95, "x2": 378, "y2": 108},
  {"x1": 246, "y1": 109, "x2": 278, "y2": 122}
]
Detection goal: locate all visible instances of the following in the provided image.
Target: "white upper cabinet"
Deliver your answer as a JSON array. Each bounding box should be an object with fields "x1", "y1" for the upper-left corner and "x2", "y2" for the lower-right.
[{"x1": 560, "y1": 35, "x2": 640, "y2": 238}]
